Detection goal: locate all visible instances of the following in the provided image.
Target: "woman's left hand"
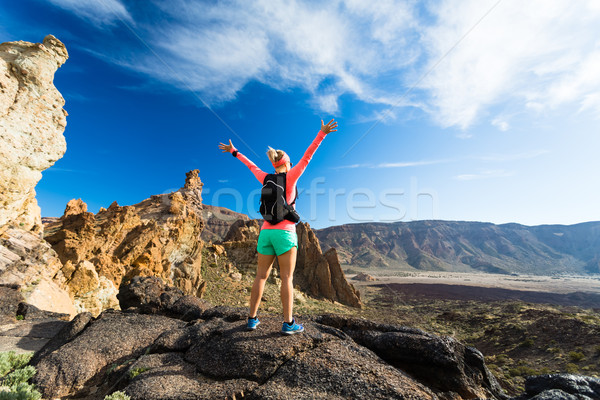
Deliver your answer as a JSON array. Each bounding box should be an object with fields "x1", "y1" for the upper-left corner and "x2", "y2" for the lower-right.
[
  {"x1": 321, "y1": 119, "x2": 338, "y2": 135},
  {"x1": 218, "y1": 139, "x2": 234, "y2": 153}
]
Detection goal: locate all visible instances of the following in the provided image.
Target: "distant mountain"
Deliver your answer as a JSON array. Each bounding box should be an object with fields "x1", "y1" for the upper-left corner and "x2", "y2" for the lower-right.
[{"x1": 315, "y1": 220, "x2": 600, "y2": 275}]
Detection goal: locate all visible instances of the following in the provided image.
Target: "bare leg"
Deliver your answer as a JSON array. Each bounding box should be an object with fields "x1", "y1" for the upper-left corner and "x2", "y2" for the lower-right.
[
  {"x1": 277, "y1": 246, "x2": 298, "y2": 323},
  {"x1": 249, "y1": 252, "x2": 276, "y2": 318}
]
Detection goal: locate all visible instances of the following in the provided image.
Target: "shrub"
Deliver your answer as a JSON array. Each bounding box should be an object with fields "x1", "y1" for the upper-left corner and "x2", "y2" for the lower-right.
[
  {"x1": 508, "y1": 365, "x2": 538, "y2": 377},
  {"x1": 104, "y1": 391, "x2": 131, "y2": 400},
  {"x1": 568, "y1": 351, "x2": 585, "y2": 362},
  {"x1": 2, "y1": 367, "x2": 36, "y2": 388},
  {"x1": 128, "y1": 367, "x2": 150, "y2": 380},
  {"x1": 0, "y1": 353, "x2": 32, "y2": 379},
  {"x1": 519, "y1": 338, "x2": 535, "y2": 348},
  {"x1": 0, "y1": 382, "x2": 42, "y2": 400},
  {"x1": 565, "y1": 363, "x2": 579, "y2": 374},
  {"x1": 14, "y1": 316, "x2": 23, "y2": 321},
  {"x1": 0, "y1": 352, "x2": 41, "y2": 400}
]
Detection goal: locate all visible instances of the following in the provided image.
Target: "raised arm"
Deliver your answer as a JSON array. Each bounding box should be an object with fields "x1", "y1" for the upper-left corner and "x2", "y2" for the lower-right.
[
  {"x1": 219, "y1": 139, "x2": 266, "y2": 183},
  {"x1": 287, "y1": 119, "x2": 337, "y2": 183}
]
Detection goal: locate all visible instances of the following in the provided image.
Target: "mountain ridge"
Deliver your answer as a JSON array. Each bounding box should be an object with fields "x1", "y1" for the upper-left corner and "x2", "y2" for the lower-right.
[{"x1": 314, "y1": 219, "x2": 600, "y2": 275}]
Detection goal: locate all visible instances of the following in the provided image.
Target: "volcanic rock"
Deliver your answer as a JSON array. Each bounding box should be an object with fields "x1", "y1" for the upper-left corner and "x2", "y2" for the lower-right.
[
  {"x1": 295, "y1": 223, "x2": 362, "y2": 308},
  {"x1": 43, "y1": 171, "x2": 206, "y2": 315},
  {"x1": 0, "y1": 35, "x2": 68, "y2": 233},
  {"x1": 31, "y1": 309, "x2": 185, "y2": 399},
  {"x1": 0, "y1": 227, "x2": 75, "y2": 317}
]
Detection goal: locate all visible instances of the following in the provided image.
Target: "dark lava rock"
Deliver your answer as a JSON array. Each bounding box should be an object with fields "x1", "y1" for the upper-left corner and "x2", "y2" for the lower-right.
[
  {"x1": 166, "y1": 295, "x2": 213, "y2": 321},
  {"x1": 31, "y1": 309, "x2": 184, "y2": 399},
  {"x1": 247, "y1": 338, "x2": 438, "y2": 399},
  {"x1": 121, "y1": 352, "x2": 257, "y2": 400},
  {"x1": 30, "y1": 311, "x2": 93, "y2": 365},
  {"x1": 522, "y1": 374, "x2": 600, "y2": 400},
  {"x1": 17, "y1": 302, "x2": 70, "y2": 321},
  {"x1": 315, "y1": 314, "x2": 507, "y2": 400},
  {"x1": 117, "y1": 276, "x2": 184, "y2": 313},
  {"x1": 0, "y1": 284, "x2": 24, "y2": 324}
]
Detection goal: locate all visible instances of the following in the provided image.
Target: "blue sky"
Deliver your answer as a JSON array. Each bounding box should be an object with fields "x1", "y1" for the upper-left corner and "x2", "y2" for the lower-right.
[{"x1": 2, "y1": 0, "x2": 600, "y2": 229}]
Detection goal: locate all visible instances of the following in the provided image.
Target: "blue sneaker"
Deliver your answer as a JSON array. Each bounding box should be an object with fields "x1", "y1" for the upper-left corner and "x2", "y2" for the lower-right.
[
  {"x1": 246, "y1": 316, "x2": 260, "y2": 331},
  {"x1": 281, "y1": 319, "x2": 304, "y2": 335}
]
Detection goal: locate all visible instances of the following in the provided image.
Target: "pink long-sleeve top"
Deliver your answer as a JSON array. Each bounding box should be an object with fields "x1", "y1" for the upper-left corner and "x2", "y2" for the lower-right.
[{"x1": 229, "y1": 130, "x2": 327, "y2": 232}]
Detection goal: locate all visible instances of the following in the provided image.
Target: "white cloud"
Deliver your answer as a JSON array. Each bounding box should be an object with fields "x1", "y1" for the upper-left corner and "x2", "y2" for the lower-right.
[
  {"x1": 75, "y1": 0, "x2": 600, "y2": 129},
  {"x1": 419, "y1": 0, "x2": 600, "y2": 128},
  {"x1": 454, "y1": 169, "x2": 514, "y2": 181},
  {"x1": 491, "y1": 117, "x2": 509, "y2": 131},
  {"x1": 45, "y1": 0, "x2": 133, "y2": 26}
]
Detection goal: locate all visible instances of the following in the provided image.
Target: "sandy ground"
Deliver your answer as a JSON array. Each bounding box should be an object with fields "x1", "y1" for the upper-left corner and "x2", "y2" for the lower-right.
[
  {"x1": 348, "y1": 271, "x2": 600, "y2": 308},
  {"x1": 349, "y1": 271, "x2": 600, "y2": 294}
]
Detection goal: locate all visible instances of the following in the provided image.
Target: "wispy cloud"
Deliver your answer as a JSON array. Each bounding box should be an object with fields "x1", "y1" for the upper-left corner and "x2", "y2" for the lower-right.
[
  {"x1": 57, "y1": 0, "x2": 600, "y2": 129},
  {"x1": 454, "y1": 169, "x2": 514, "y2": 181},
  {"x1": 45, "y1": 0, "x2": 133, "y2": 26},
  {"x1": 334, "y1": 159, "x2": 451, "y2": 170},
  {"x1": 476, "y1": 149, "x2": 550, "y2": 162}
]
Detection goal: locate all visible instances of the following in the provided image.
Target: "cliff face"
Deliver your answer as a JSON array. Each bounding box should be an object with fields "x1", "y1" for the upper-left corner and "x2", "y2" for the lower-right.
[
  {"x1": 316, "y1": 220, "x2": 600, "y2": 275},
  {"x1": 0, "y1": 35, "x2": 75, "y2": 317},
  {"x1": 0, "y1": 35, "x2": 68, "y2": 233}
]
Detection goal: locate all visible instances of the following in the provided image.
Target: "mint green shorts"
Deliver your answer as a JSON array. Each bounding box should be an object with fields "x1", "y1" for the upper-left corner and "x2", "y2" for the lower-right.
[{"x1": 257, "y1": 229, "x2": 298, "y2": 256}]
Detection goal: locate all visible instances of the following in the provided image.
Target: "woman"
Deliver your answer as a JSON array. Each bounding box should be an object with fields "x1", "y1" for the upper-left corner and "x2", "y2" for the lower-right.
[{"x1": 218, "y1": 119, "x2": 338, "y2": 335}]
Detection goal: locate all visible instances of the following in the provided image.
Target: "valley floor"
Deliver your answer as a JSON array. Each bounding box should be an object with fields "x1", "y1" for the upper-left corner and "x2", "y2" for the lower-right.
[{"x1": 346, "y1": 271, "x2": 600, "y2": 395}]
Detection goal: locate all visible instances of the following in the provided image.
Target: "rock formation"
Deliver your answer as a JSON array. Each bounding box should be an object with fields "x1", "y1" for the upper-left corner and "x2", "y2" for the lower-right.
[
  {"x1": 219, "y1": 220, "x2": 362, "y2": 308},
  {"x1": 295, "y1": 223, "x2": 362, "y2": 308},
  {"x1": 200, "y1": 204, "x2": 249, "y2": 243},
  {"x1": 0, "y1": 35, "x2": 68, "y2": 233},
  {"x1": 28, "y1": 279, "x2": 509, "y2": 399},
  {"x1": 0, "y1": 35, "x2": 75, "y2": 317},
  {"x1": 0, "y1": 227, "x2": 75, "y2": 317},
  {"x1": 43, "y1": 171, "x2": 206, "y2": 316}
]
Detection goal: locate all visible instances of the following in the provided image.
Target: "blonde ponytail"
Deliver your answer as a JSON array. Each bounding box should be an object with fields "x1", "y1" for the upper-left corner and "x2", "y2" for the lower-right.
[{"x1": 267, "y1": 146, "x2": 286, "y2": 164}]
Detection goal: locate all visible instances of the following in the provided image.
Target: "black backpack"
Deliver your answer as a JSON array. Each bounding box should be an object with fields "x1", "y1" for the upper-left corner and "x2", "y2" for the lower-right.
[{"x1": 259, "y1": 173, "x2": 300, "y2": 224}]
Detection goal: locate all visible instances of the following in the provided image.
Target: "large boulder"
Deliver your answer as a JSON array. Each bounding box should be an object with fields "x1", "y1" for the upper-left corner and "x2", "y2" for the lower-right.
[
  {"x1": 30, "y1": 309, "x2": 185, "y2": 399},
  {"x1": 518, "y1": 374, "x2": 600, "y2": 400},
  {"x1": 0, "y1": 35, "x2": 68, "y2": 233},
  {"x1": 314, "y1": 314, "x2": 508, "y2": 400}
]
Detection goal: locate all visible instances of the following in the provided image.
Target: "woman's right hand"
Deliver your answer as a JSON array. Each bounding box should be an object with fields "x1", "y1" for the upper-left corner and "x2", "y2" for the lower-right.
[
  {"x1": 218, "y1": 139, "x2": 234, "y2": 153},
  {"x1": 321, "y1": 119, "x2": 338, "y2": 135}
]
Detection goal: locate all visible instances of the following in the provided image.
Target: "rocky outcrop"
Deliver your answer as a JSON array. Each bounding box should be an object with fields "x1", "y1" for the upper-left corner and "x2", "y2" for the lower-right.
[
  {"x1": 295, "y1": 223, "x2": 362, "y2": 308},
  {"x1": 316, "y1": 220, "x2": 600, "y2": 275},
  {"x1": 27, "y1": 279, "x2": 512, "y2": 400},
  {"x1": 200, "y1": 204, "x2": 249, "y2": 243},
  {"x1": 516, "y1": 374, "x2": 600, "y2": 400},
  {"x1": 0, "y1": 35, "x2": 74, "y2": 318},
  {"x1": 220, "y1": 220, "x2": 362, "y2": 308},
  {"x1": 0, "y1": 35, "x2": 68, "y2": 233},
  {"x1": 43, "y1": 170, "x2": 206, "y2": 316},
  {"x1": 0, "y1": 227, "x2": 75, "y2": 317},
  {"x1": 117, "y1": 276, "x2": 213, "y2": 321},
  {"x1": 314, "y1": 314, "x2": 507, "y2": 400}
]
